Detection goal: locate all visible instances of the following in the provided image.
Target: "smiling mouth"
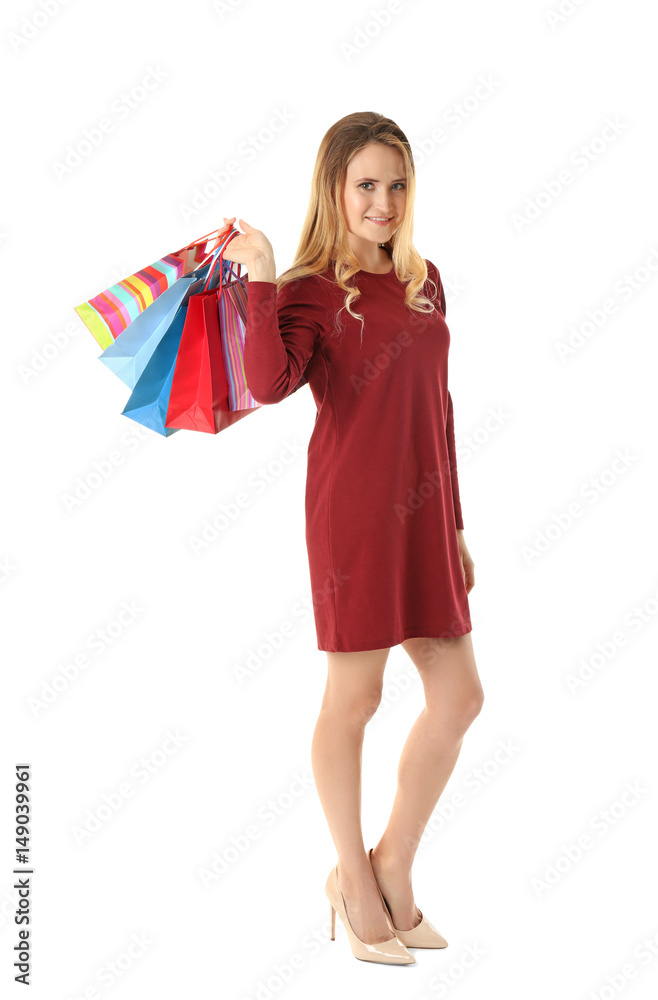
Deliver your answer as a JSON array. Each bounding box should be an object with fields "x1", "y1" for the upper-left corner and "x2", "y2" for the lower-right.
[{"x1": 366, "y1": 216, "x2": 393, "y2": 222}]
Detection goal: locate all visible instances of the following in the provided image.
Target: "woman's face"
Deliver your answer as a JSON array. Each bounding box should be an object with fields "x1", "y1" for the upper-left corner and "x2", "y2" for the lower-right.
[{"x1": 342, "y1": 142, "x2": 407, "y2": 248}]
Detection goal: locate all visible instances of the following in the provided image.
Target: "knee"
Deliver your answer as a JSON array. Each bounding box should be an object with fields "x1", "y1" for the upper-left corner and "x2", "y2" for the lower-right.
[
  {"x1": 462, "y1": 688, "x2": 485, "y2": 729},
  {"x1": 349, "y1": 688, "x2": 383, "y2": 726},
  {"x1": 431, "y1": 687, "x2": 484, "y2": 737},
  {"x1": 323, "y1": 686, "x2": 383, "y2": 728}
]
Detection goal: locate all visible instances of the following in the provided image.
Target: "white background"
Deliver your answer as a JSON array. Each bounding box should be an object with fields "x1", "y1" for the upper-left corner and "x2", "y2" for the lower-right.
[{"x1": 2, "y1": 0, "x2": 657, "y2": 996}]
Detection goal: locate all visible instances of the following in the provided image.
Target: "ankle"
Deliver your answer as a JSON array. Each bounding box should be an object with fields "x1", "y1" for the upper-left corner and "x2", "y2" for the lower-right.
[
  {"x1": 337, "y1": 856, "x2": 375, "y2": 890},
  {"x1": 370, "y1": 844, "x2": 413, "y2": 880}
]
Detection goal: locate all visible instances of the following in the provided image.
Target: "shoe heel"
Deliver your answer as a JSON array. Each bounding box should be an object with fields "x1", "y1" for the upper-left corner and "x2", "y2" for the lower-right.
[{"x1": 330, "y1": 901, "x2": 335, "y2": 940}]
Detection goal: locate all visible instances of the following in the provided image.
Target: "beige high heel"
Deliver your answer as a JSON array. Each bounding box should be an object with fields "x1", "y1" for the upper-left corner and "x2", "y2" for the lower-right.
[
  {"x1": 368, "y1": 848, "x2": 448, "y2": 949},
  {"x1": 325, "y1": 864, "x2": 415, "y2": 964}
]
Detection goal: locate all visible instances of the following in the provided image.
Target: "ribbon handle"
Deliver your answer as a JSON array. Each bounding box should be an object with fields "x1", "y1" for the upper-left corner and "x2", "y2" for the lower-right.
[
  {"x1": 173, "y1": 225, "x2": 235, "y2": 271},
  {"x1": 201, "y1": 229, "x2": 242, "y2": 300}
]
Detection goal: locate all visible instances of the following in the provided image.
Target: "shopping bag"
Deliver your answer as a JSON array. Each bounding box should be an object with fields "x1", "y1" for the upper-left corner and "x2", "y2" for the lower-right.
[
  {"x1": 98, "y1": 262, "x2": 213, "y2": 389},
  {"x1": 120, "y1": 303, "x2": 188, "y2": 436},
  {"x1": 75, "y1": 254, "x2": 184, "y2": 350},
  {"x1": 165, "y1": 234, "x2": 258, "y2": 433},
  {"x1": 215, "y1": 258, "x2": 308, "y2": 413},
  {"x1": 217, "y1": 266, "x2": 261, "y2": 412},
  {"x1": 75, "y1": 228, "x2": 224, "y2": 350}
]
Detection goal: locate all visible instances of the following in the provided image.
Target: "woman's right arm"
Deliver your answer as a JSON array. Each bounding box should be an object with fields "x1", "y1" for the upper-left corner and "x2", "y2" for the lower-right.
[
  {"x1": 246, "y1": 254, "x2": 277, "y2": 283},
  {"x1": 243, "y1": 274, "x2": 324, "y2": 405}
]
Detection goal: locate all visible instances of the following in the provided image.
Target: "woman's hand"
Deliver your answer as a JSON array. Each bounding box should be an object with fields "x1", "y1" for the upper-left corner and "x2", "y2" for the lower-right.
[
  {"x1": 219, "y1": 217, "x2": 274, "y2": 267},
  {"x1": 457, "y1": 530, "x2": 475, "y2": 593}
]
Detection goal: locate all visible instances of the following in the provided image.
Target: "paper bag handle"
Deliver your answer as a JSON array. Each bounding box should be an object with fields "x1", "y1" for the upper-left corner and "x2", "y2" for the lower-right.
[{"x1": 202, "y1": 229, "x2": 242, "y2": 298}]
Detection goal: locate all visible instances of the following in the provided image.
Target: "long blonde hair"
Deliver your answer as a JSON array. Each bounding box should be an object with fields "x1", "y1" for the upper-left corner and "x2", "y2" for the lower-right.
[{"x1": 277, "y1": 111, "x2": 438, "y2": 342}]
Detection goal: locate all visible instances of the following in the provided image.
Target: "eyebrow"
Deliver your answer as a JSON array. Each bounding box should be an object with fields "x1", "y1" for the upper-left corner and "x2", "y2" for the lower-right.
[{"x1": 354, "y1": 177, "x2": 407, "y2": 183}]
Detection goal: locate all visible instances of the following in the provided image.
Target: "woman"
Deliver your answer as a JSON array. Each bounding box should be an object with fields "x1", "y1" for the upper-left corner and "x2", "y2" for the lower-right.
[{"x1": 221, "y1": 111, "x2": 484, "y2": 966}]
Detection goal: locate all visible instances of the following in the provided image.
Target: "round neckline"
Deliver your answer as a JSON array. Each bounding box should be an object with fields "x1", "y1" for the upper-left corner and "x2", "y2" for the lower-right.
[
  {"x1": 358, "y1": 266, "x2": 397, "y2": 276},
  {"x1": 320, "y1": 251, "x2": 400, "y2": 281},
  {"x1": 358, "y1": 247, "x2": 396, "y2": 276}
]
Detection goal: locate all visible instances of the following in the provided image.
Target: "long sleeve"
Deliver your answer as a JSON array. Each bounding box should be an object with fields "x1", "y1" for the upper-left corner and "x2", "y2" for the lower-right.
[
  {"x1": 244, "y1": 276, "x2": 326, "y2": 405},
  {"x1": 432, "y1": 262, "x2": 464, "y2": 530}
]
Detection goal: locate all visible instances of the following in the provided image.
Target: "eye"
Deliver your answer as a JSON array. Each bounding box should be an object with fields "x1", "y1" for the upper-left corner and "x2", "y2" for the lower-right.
[{"x1": 358, "y1": 182, "x2": 406, "y2": 191}]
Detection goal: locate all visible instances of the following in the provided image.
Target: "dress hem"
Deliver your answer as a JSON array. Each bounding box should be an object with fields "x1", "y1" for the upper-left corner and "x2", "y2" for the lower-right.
[{"x1": 316, "y1": 621, "x2": 473, "y2": 653}]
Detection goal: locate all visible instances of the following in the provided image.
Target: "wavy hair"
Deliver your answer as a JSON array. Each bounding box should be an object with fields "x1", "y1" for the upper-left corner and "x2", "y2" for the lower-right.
[{"x1": 277, "y1": 111, "x2": 438, "y2": 343}]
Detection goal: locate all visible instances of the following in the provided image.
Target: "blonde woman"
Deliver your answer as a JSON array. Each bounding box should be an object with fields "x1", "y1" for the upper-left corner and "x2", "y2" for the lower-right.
[{"x1": 222, "y1": 111, "x2": 484, "y2": 966}]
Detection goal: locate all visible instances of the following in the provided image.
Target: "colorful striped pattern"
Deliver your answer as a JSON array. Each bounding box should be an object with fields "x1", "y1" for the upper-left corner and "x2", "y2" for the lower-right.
[
  {"x1": 75, "y1": 254, "x2": 184, "y2": 350},
  {"x1": 218, "y1": 278, "x2": 262, "y2": 412}
]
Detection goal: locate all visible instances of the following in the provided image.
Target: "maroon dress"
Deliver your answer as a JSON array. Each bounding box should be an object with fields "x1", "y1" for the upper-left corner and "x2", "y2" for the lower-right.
[{"x1": 244, "y1": 257, "x2": 472, "y2": 652}]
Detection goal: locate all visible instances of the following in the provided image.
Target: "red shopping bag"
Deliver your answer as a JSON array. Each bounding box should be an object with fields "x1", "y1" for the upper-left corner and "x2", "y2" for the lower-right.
[{"x1": 164, "y1": 236, "x2": 254, "y2": 434}]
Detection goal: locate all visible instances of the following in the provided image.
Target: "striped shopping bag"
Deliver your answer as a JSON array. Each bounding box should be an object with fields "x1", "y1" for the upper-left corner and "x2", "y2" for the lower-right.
[
  {"x1": 217, "y1": 265, "x2": 260, "y2": 412},
  {"x1": 74, "y1": 229, "x2": 223, "y2": 350},
  {"x1": 219, "y1": 262, "x2": 308, "y2": 411}
]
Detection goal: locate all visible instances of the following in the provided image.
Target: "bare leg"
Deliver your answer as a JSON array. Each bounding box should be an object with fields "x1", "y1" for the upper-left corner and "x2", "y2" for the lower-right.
[
  {"x1": 311, "y1": 646, "x2": 396, "y2": 944},
  {"x1": 370, "y1": 633, "x2": 484, "y2": 930}
]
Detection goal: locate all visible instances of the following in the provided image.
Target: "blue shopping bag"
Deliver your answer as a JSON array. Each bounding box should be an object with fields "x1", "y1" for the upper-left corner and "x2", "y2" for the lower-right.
[{"x1": 120, "y1": 302, "x2": 189, "y2": 436}]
